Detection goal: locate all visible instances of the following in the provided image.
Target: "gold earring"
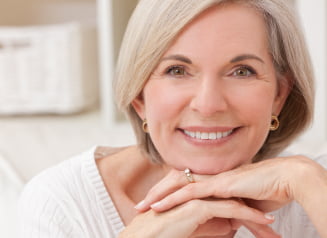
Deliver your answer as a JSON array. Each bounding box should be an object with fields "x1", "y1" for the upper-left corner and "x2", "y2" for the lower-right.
[
  {"x1": 142, "y1": 119, "x2": 148, "y2": 133},
  {"x1": 270, "y1": 115, "x2": 280, "y2": 131}
]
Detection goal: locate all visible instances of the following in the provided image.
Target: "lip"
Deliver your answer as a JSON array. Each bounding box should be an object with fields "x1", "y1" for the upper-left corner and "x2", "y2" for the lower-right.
[
  {"x1": 178, "y1": 126, "x2": 239, "y2": 146},
  {"x1": 180, "y1": 126, "x2": 236, "y2": 133}
]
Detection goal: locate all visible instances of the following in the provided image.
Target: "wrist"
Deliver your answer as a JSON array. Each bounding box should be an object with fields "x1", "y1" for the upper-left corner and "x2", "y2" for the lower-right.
[
  {"x1": 288, "y1": 156, "x2": 327, "y2": 237},
  {"x1": 290, "y1": 156, "x2": 327, "y2": 207}
]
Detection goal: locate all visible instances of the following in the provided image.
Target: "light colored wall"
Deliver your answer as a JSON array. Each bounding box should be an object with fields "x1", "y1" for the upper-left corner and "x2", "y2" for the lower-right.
[
  {"x1": 97, "y1": 0, "x2": 139, "y2": 126},
  {"x1": 112, "y1": 0, "x2": 138, "y2": 61},
  {"x1": 296, "y1": 0, "x2": 327, "y2": 143},
  {"x1": 0, "y1": 0, "x2": 96, "y2": 26}
]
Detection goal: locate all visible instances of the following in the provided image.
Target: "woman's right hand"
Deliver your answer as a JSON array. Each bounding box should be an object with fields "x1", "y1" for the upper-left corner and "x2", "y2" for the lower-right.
[{"x1": 119, "y1": 198, "x2": 279, "y2": 238}]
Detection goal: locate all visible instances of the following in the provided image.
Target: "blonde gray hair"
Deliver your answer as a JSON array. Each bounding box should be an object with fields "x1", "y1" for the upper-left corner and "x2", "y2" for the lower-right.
[{"x1": 114, "y1": 0, "x2": 314, "y2": 163}]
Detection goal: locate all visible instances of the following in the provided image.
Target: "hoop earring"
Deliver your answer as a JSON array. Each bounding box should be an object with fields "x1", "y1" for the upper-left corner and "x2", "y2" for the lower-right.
[
  {"x1": 270, "y1": 115, "x2": 280, "y2": 131},
  {"x1": 142, "y1": 119, "x2": 148, "y2": 133}
]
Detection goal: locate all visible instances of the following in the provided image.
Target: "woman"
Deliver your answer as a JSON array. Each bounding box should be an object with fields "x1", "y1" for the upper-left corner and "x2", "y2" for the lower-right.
[{"x1": 19, "y1": 0, "x2": 327, "y2": 237}]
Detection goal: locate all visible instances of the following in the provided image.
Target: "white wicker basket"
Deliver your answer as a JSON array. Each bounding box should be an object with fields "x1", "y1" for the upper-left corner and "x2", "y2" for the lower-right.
[{"x1": 0, "y1": 3, "x2": 98, "y2": 114}]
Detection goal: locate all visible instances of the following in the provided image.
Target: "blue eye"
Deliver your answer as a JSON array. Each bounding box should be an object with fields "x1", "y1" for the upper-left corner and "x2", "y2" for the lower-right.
[
  {"x1": 233, "y1": 66, "x2": 256, "y2": 77},
  {"x1": 166, "y1": 66, "x2": 186, "y2": 76}
]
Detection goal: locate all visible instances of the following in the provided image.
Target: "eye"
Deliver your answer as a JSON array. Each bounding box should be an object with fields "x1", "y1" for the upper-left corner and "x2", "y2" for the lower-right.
[
  {"x1": 166, "y1": 65, "x2": 186, "y2": 76},
  {"x1": 232, "y1": 66, "x2": 256, "y2": 77}
]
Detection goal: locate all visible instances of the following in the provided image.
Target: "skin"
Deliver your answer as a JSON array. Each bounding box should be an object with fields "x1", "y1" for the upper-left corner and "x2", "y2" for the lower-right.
[
  {"x1": 132, "y1": 3, "x2": 284, "y2": 237},
  {"x1": 98, "y1": 3, "x2": 327, "y2": 238},
  {"x1": 136, "y1": 156, "x2": 327, "y2": 237},
  {"x1": 99, "y1": 147, "x2": 279, "y2": 238},
  {"x1": 133, "y1": 4, "x2": 289, "y2": 175}
]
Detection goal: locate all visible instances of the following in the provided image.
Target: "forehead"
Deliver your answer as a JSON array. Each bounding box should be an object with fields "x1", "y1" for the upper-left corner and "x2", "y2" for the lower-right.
[{"x1": 164, "y1": 3, "x2": 270, "y2": 60}]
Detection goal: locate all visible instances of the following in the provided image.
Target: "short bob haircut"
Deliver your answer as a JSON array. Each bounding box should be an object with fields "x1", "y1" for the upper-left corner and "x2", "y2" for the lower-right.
[{"x1": 114, "y1": 0, "x2": 314, "y2": 163}]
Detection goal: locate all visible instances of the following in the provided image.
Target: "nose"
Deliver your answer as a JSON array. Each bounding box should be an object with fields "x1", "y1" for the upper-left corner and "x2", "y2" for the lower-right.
[{"x1": 189, "y1": 76, "x2": 228, "y2": 117}]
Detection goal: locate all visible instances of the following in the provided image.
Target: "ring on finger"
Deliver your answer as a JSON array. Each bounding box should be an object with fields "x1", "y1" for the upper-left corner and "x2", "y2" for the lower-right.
[{"x1": 184, "y1": 168, "x2": 195, "y2": 183}]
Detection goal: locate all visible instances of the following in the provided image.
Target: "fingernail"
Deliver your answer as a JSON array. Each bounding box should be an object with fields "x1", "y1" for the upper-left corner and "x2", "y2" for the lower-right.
[
  {"x1": 265, "y1": 214, "x2": 275, "y2": 220},
  {"x1": 134, "y1": 200, "x2": 145, "y2": 210},
  {"x1": 150, "y1": 201, "x2": 161, "y2": 209}
]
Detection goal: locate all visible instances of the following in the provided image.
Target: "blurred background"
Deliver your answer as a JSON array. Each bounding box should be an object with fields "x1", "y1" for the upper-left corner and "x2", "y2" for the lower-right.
[{"x1": 0, "y1": 0, "x2": 326, "y2": 237}]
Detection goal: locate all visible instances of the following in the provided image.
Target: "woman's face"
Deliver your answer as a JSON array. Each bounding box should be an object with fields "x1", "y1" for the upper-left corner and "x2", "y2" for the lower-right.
[{"x1": 133, "y1": 4, "x2": 290, "y2": 174}]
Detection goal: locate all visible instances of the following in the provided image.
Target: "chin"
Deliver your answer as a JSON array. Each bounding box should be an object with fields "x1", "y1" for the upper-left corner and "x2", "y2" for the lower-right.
[
  {"x1": 190, "y1": 166, "x2": 229, "y2": 175},
  {"x1": 165, "y1": 152, "x2": 251, "y2": 175},
  {"x1": 183, "y1": 157, "x2": 247, "y2": 175},
  {"x1": 171, "y1": 161, "x2": 235, "y2": 175}
]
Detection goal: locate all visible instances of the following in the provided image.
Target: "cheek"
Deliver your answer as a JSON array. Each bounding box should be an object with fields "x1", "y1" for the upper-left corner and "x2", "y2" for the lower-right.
[
  {"x1": 143, "y1": 81, "x2": 188, "y2": 127},
  {"x1": 229, "y1": 84, "x2": 276, "y2": 140},
  {"x1": 232, "y1": 84, "x2": 276, "y2": 116}
]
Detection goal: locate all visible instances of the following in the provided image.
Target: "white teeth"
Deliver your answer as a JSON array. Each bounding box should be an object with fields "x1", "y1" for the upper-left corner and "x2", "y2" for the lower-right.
[
  {"x1": 190, "y1": 131, "x2": 195, "y2": 138},
  {"x1": 196, "y1": 131, "x2": 201, "y2": 139},
  {"x1": 183, "y1": 129, "x2": 233, "y2": 140},
  {"x1": 209, "y1": 132, "x2": 216, "y2": 139},
  {"x1": 222, "y1": 131, "x2": 229, "y2": 137},
  {"x1": 201, "y1": 133, "x2": 209, "y2": 139}
]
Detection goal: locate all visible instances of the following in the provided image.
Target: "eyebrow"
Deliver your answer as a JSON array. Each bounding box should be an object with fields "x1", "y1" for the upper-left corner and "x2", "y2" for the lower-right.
[
  {"x1": 161, "y1": 54, "x2": 193, "y2": 64},
  {"x1": 160, "y1": 53, "x2": 264, "y2": 65},
  {"x1": 230, "y1": 54, "x2": 265, "y2": 64}
]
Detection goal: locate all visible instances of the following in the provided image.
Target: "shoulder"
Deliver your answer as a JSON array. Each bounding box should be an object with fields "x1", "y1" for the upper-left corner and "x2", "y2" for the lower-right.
[
  {"x1": 18, "y1": 147, "x2": 98, "y2": 236},
  {"x1": 21, "y1": 146, "x2": 97, "y2": 197},
  {"x1": 18, "y1": 146, "x2": 127, "y2": 237}
]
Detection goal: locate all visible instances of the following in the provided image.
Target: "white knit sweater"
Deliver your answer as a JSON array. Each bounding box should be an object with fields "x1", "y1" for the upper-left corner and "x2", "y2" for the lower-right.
[{"x1": 18, "y1": 147, "x2": 325, "y2": 238}]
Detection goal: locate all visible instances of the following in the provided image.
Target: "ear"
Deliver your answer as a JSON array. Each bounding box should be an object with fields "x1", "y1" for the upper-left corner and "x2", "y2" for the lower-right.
[
  {"x1": 131, "y1": 93, "x2": 146, "y2": 119},
  {"x1": 273, "y1": 73, "x2": 293, "y2": 115}
]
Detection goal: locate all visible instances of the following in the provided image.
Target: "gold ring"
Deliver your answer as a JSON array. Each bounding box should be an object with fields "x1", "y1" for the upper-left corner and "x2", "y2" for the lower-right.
[{"x1": 184, "y1": 168, "x2": 195, "y2": 183}]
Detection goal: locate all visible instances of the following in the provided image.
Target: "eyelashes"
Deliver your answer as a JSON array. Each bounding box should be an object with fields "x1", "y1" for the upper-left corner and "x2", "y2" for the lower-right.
[
  {"x1": 231, "y1": 65, "x2": 257, "y2": 78},
  {"x1": 163, "y1": 64, "x2": 257, "y2": 79},
  {"x1": 165, "y1": 65, "x2": 187, "y2": 77}
]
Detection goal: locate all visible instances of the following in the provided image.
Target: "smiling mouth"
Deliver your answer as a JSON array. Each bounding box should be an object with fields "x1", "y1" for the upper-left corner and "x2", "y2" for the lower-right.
[{"x1": 182, "y1": 129, "x2": 234, "y2": 140}]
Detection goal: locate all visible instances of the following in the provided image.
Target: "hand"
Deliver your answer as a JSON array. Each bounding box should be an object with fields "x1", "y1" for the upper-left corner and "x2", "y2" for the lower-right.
[
  {"x1": 136, "y1": 156, "x2": 306, "y2": 214},
  {"x1": 134, "y1": 155, "x2": 327, "y2": 237},
  {"x1": 120, "y1": 197, "x2": 278, "y2": 238}
]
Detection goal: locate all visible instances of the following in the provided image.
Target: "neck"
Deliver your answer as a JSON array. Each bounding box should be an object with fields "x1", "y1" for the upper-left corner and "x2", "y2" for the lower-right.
[
  {"x1": 105, "y1": 146, "x2": 169, "y2": 224},
  {"x1": 123, "y1": 153, "x2": 169, "y2": 205}
]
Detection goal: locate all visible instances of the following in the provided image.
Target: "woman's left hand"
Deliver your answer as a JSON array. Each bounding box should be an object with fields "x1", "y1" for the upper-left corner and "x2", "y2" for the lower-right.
[{"x1": 135, "y1": 155, "x2": 323, "y2": 214}]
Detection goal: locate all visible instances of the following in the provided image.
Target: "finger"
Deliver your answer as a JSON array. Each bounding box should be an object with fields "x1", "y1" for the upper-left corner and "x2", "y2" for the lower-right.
[
  {"x1": 191, "y1": 218, "x2": 277, "y2": 238},
  {"x1": 135, "y1": 169, "x2": 209, "y2": 211},
  {"x1": 150, "y1": 168, "x2": 268, "y2": 212},
  {"x1": 244, "y1": 198, "x2": 284, "y2": 213},
  {"x1": 192, "y1": 218, "x2": 233, "y2": 237},
  {"x1": 150, "y1": 179, "x2": 221, "y2": 211},
  {"x1": 230, "y1": 219, "x2": 242, "y2": 230},
  {"x1": 231, "y1": 219, "x2": 280, "y2": 238},
  {"x1": 130, "y1": 199, "x2": 275, "y2": 238},
  {"x1": 134, "y1": 169, "x2": 186, "y2": 211},
  {"x1": 187, "y1": 199, "x2": 275, "y2": 225},
  {"x1": 164, "y1": 199, "x2": 274, "y2": 238},
  {"x1": 242, "y1": 220, "x2": 281, "y2": 238}
]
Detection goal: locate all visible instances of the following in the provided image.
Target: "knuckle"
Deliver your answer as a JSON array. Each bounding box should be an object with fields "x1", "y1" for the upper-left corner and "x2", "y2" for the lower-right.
[
  {"x1": 212, "y1": 177, "x2": 232, "y2": 197},
  {"x1": 183, "y1": 183, "x2": 197, "y2": 197},
  {"x1": 227, "y1": 202, "x2": 244, "y2": 218},
  {"x1": 214, "y1": 185, "x2": 231, "y2": 198},
  {"x1": 169, "y1": 169, "x2": 185, "y2": 184},
  {"x1": 185, "y1": 199, "x2": 201, "y2": 210},
  {"x1": 225, "y1": 200, "x2": 243, "y2": 210}
]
